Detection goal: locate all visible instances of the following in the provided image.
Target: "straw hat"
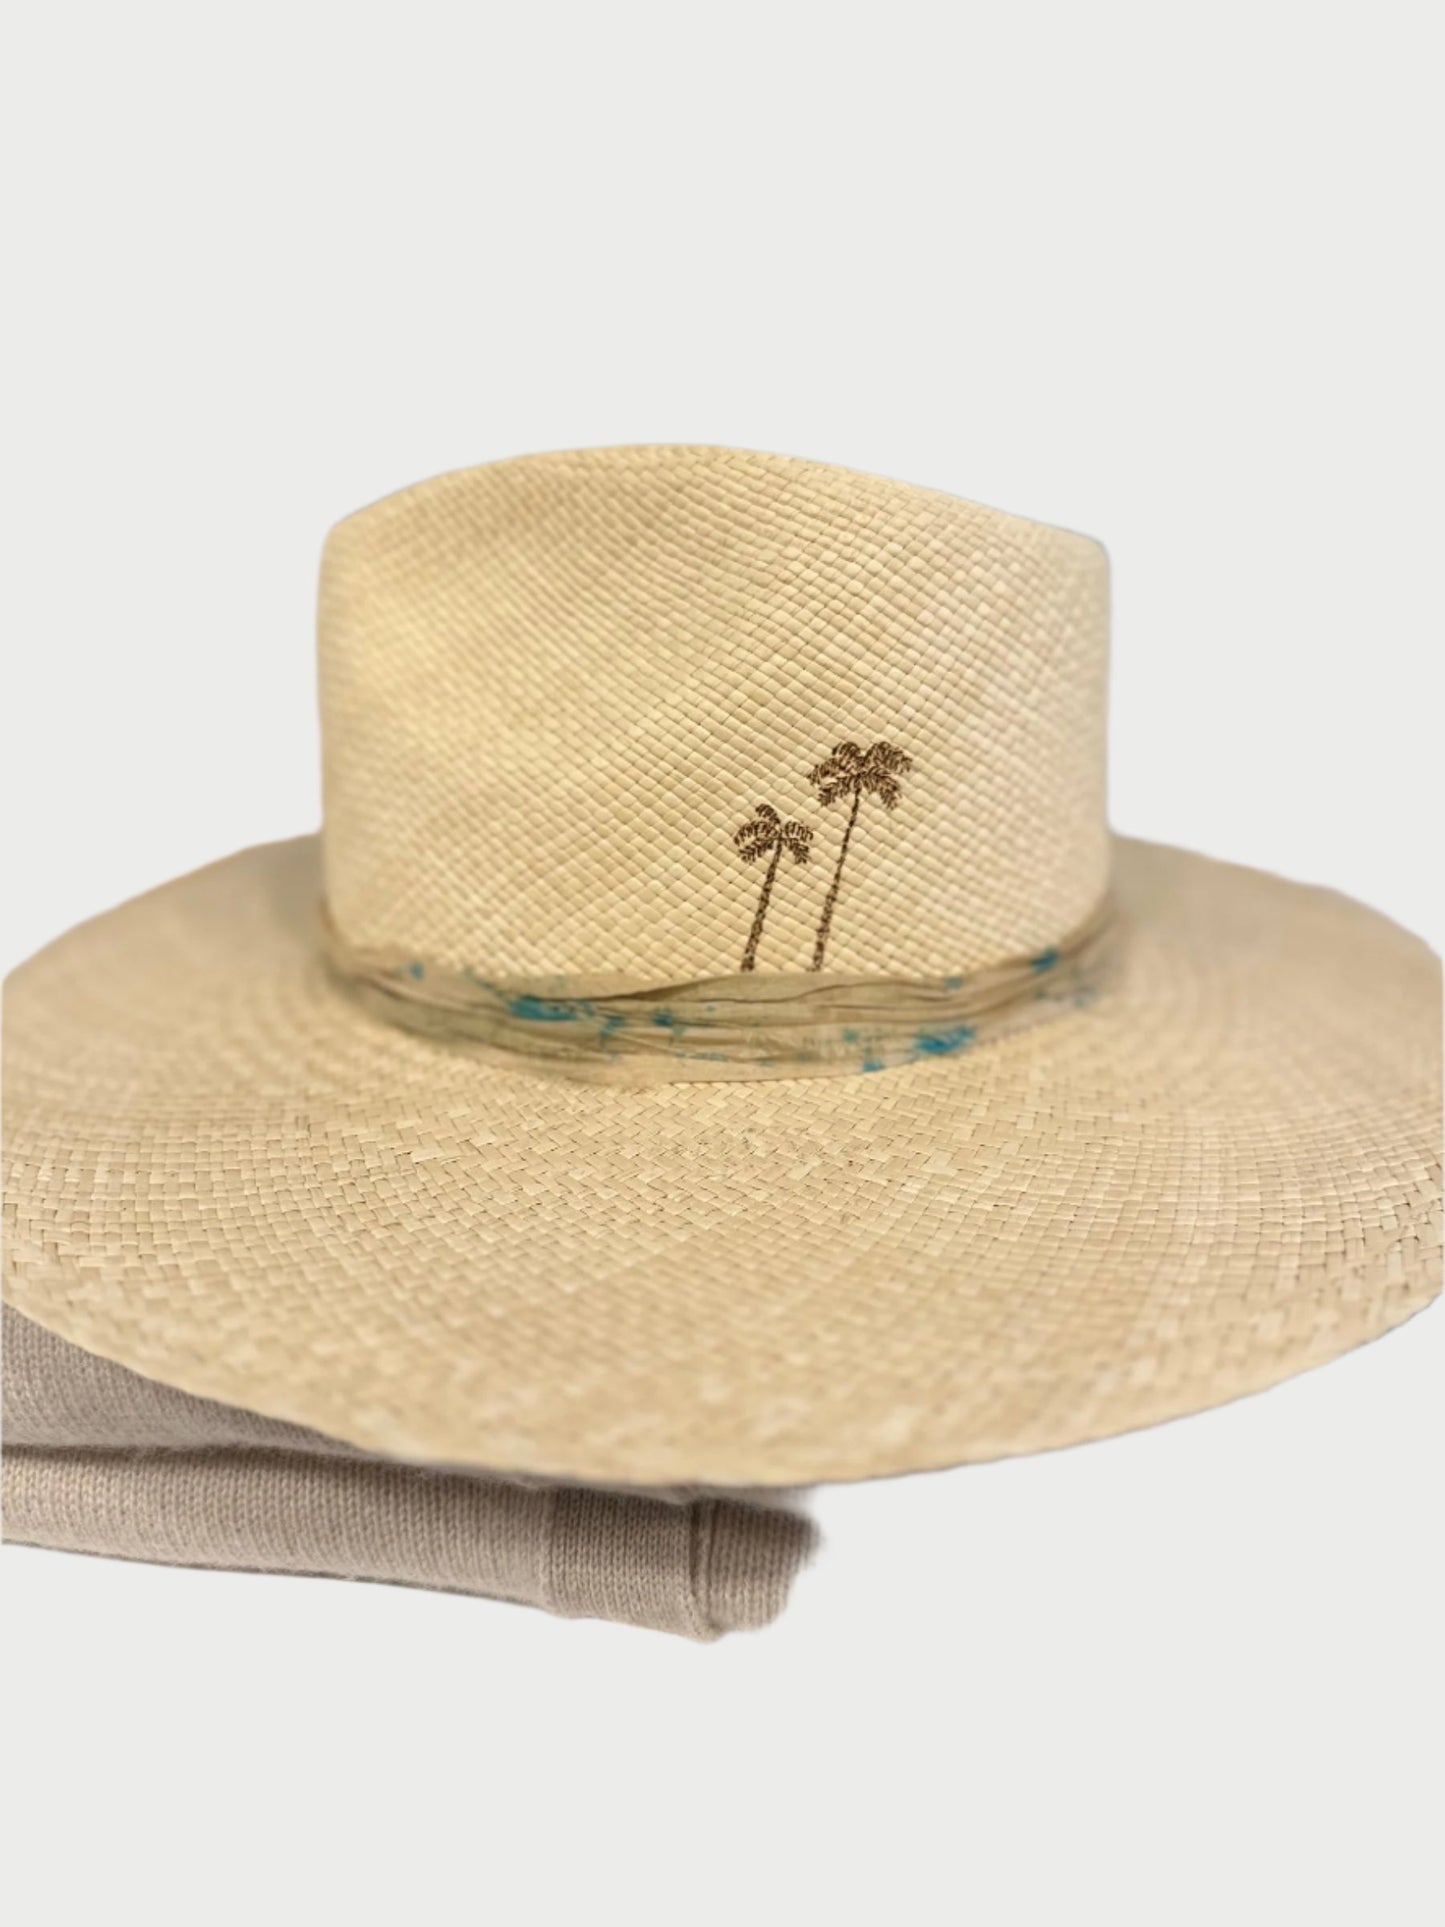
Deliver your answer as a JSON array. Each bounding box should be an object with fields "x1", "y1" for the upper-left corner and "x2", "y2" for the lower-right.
[{"x1": 4, "y1": 447, "x2": 1440, "y2": 1486}]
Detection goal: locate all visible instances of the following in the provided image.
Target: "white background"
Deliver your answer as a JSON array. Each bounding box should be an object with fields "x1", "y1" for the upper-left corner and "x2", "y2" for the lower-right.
[{"x1": 2, "y1": 5, "x2": 1440, "y2": 1924}]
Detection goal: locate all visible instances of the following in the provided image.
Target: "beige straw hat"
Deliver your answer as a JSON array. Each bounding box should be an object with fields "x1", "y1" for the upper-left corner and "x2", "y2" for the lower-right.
[{"x1": 4, "y1": 446, "x2": 1440, "y2": 1487}]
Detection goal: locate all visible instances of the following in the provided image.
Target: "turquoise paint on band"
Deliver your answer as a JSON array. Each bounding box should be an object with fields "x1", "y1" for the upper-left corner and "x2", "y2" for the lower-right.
[{"x1": 913, "y1": 1024, "x2": 976, "y2": 1057}]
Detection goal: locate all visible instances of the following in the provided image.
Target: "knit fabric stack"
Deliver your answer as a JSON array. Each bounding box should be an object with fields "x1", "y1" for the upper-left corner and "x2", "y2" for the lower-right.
[{"x1": 1, "y1": 1308, "x2": 816, "y2": 1639}]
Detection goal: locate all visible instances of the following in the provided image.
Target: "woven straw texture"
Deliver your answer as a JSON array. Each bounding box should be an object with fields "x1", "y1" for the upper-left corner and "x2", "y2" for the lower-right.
[
  {"x1": 4, "y1": 832, "x2": 1438, "y2": 1485},
  {"x1": 319, "y1": 447, "x2": 1110, "y2": 981},
  {"x1": 2, "y1": 1308, "x2": 811, "y2": 1637},
  {"x1": 3, "y1": 450, "x2": 1440, "y2": 1485}
]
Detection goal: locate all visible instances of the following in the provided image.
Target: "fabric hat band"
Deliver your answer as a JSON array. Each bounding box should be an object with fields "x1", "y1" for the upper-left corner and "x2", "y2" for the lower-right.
[{"x1": 323, "y1": 897, "x2": 1114, "y2": 1085}]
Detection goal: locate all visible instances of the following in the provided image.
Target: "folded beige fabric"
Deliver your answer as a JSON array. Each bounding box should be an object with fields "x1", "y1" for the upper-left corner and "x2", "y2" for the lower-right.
[{"x1": 1, "y1": 1308, "x2": 815, "y2": 1638}]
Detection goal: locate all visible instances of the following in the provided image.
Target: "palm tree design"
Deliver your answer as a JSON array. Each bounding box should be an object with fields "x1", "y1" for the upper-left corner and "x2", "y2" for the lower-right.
[
  {"x1": 808, "y1": 741, "x2": 914, "y2": 969},
  {"x1": 734, "y1": 803, "x2": 813, "y2": 971}
]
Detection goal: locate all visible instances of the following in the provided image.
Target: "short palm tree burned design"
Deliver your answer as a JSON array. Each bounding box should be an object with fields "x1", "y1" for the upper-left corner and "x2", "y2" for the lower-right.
[{"x1": 733, "y1": 803, "x2": 813, "y2": 972}]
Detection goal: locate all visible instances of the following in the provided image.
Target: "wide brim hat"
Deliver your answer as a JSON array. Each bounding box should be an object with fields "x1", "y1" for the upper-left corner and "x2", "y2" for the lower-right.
[{"x1": 4, "y1": 447, "x2": 1440, "y2": 1486}]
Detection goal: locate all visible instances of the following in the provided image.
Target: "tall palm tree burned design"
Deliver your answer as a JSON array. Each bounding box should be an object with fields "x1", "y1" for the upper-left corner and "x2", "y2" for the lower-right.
[
  {"x1": 733, "y1": 804, "x2": 813, "y2": 971},
  {"x1": 808, "y1": 741, "x2": 913, "y2": 969}
]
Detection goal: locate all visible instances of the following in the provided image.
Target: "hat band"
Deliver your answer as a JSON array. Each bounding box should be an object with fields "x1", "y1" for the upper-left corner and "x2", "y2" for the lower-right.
[{"x1": 323, "y1": 900, "x2": 1113, "y2": 1085}]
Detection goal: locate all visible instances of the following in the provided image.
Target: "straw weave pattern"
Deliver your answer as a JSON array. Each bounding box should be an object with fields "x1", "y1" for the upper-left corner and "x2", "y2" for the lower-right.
[
  {"x1": 3, "y1": 450, "x2": 1438, "y2": 1487},
  {"x1": 5, "y1": 832, "x2": 1438, "y2": 1486},
  {"x1": 318, "y1": 447, "x2": 1110, "y2": 980}
]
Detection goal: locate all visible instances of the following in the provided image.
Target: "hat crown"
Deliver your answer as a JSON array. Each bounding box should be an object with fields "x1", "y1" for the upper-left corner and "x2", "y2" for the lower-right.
[{"x1": 318, "y1": 447, "x2": 1110, "y2": 983}]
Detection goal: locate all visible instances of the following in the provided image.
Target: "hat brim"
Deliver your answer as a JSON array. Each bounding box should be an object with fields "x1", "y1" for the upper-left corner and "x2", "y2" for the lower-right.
[{"x1": 4, "y1": 835, "x2": 1439, "y2": 1486}]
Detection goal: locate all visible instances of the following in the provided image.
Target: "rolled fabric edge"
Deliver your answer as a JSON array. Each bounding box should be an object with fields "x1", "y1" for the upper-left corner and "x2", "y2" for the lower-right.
[{"x1": 2, "y1": 1447, "x2": 817, "y2": 1640}]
